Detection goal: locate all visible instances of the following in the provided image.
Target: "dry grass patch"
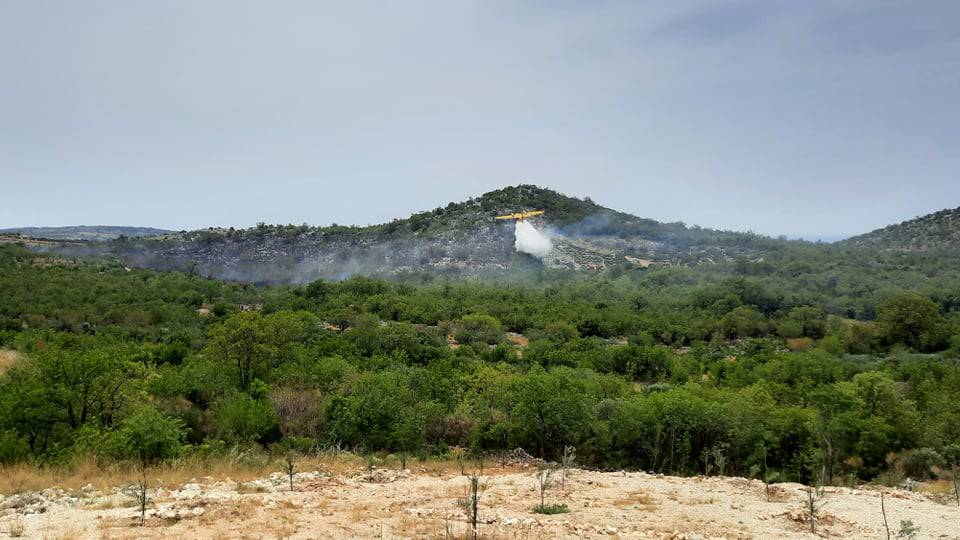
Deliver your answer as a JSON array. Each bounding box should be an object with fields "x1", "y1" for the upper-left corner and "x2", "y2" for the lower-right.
[
  {"x1": 83, "y1": 495, "x2": 137, "y2": 510},
  {"x1": 235, "y1": 481, "x2": 269, "y2": 494},
  {"x1": 0, "y1": 457, "x2": 275, "y2": 496},
  {"x1": 208, "y1": 529, "x2": 236, "y2": 540},
  {"x1": 47, "y1": 530, "x2": 83, "y2": 540},
  {"x1": 314, "y1": 496, "x2": 335, "y2": 516},
  {"x1": 199, "y1": 497, "x2": 265, "y2": 526},
  {"x1": 614, "y1": 490, "x2": 658, "y2": 511},
  {"x1": 442, "y1": 482, "x2": 468, "y2": 500},
  {"x1": 764, "y1": 485, "x2": 793, "y2": 503},
  {"x1": 395, "y1": 514, "x2": 439, "y2": 537},
  {"x1": 266, "y1": 509, "x2": 301, "y2": 539},
  {"x1": 0, "y1": 453, "x2": 377, "y2": 496},
  {"x1": 351, "y1": 502, "x2": 370, "y2": 522},
  {"x1": 918, "y1": 478, "x2": 958, "y2": 503},
  {"x1": 0, "y1": 453, "x2": 520, "y2": 497},
  {"x1": 420, "y1": 460, "x2": 462, "y2": 478},
  {"x1": 484, "y1": 491, "x2": 510, "y2": 508},
  {"x1": 0, "y1": 459, "x2": 129, "y2": 495},
  {"x1": 6, "y1": 517, "x2": 25, "y2": 538},
  {"x1": 268, "y1": 524, "x2": 297, "y2": 539},
  {"x1": 0, "y1": 349, "x2": 18, "y2": 376},
  {"x1": 296, "y1": 453, "x2": 365, "y2": 476}
]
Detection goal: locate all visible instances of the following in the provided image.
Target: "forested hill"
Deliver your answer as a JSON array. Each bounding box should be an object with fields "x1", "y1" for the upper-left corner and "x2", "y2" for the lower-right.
[
  {"x1": 41, "y1": 185, "x2": 788, "y2": 284},
  {"x1": 844, "y1": 206, "x2": 960, "y2": 252}
]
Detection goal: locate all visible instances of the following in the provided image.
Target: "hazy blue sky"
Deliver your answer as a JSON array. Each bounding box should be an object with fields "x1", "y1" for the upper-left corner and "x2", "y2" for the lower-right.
[{"x1": 2, "y1": 1, "x2": 958, "y2": 239}]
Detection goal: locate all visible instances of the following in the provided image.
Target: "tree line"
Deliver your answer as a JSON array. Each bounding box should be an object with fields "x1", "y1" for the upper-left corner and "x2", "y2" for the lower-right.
[{"x1": 1, "y1": 244, "x2": 959, "y2": 486}]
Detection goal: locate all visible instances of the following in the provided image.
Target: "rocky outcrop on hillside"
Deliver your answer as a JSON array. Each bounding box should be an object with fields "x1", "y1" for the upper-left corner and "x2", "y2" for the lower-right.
[{"x1": 107, "y1": 224, "x2": 520, "y2": 283}]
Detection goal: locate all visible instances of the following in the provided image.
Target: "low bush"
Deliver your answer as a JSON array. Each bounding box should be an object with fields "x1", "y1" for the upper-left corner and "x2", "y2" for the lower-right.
[{"x1": 533, "y1": 503, "x2": 569, "y2": 515}]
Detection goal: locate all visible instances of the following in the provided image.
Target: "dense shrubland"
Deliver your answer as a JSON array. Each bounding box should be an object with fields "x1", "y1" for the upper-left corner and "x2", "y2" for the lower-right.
[{"x1": 1, "y1": 244, "x2": 960, "y2": 487}]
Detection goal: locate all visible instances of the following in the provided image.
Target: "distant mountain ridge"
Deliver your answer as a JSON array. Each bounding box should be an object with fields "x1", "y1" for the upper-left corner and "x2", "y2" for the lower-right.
[
  {"x1": 0, "y1": 225, "x2": 173, "y2": 241},
  {"x1": 843, "y1": 206, "x2": 960, "y2": 251}
]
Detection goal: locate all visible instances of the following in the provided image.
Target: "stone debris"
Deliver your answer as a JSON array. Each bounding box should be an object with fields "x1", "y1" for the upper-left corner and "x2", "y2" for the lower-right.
[
  {"x1": 172, "y1": 483, "x2": 203, "y2": 499},
  {"x1": 358, "y1": 467, "x2": 412, "y2": 484},
  {"x1": 499, "y1": 447, "x2": 543, "y2": 468},
  {"x1": 245, "y1": 470, "x2": 325, "y2": 491},
  {"x1": 0, "y1": 493, "x2": 43, "y2": 515},
  {"x1": 147, "y1": 503, "x2": 207, "y2": 521}
]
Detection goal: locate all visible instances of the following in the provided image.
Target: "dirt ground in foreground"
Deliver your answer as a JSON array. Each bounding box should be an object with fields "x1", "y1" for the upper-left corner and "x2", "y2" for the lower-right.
[{"x1": 2, "y1": 465, "x2": 958, "y2": 539}]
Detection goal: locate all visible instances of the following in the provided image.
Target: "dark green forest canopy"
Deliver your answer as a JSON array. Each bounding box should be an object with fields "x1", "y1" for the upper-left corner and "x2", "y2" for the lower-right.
[{"x1": 2, "y1": 243, "x2": 960, "y2": 485}]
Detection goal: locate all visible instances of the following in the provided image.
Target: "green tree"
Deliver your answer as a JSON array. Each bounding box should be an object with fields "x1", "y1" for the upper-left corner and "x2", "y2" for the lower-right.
[
  {"x1": 721, "y1": 306, "x2": 767, "y2": 339},
  {"x1": 214, "y1": 392, "x2": 282, "y2": 444},
  {"x1": 106, "y1": 406, "x2": 186, "y2": 464},
  {"x1": 205, "y1": 311, "x2": 318, "y2": 389},
  {"x1": 779, "y1": 307, "x2": 827, "y2": 339},
  {"x1": 456, "y1": 314, "x2": 504, "y2": 345},
  {"x1": 8, "y1": 344, "x2": 143, "y2": 438},
  {"x1": 877, "y1": 293, "x2": 942, "y2": 351},
  {"x1": 510, "y1": 368, "x2": 591, "y2": 458}
]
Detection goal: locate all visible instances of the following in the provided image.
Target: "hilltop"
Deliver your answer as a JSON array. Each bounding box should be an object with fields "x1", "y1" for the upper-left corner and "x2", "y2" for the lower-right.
[
  {"x1": 44, "y1": 185, "x2": 785, "y2": 284},
  {"x1": 844, "y1": 206, "x2": 960, "y2": 252}
]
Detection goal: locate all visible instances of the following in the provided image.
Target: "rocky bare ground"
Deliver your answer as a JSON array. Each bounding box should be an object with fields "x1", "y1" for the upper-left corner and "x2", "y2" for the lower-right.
[{"x1": 1, "y1": 465, "x2": 958, "y2": 539}]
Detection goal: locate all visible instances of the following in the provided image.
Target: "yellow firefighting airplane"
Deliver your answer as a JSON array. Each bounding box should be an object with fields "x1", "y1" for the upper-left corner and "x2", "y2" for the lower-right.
[{"x1": 494, "y1": 210, "x2": 545, "y2": 222}]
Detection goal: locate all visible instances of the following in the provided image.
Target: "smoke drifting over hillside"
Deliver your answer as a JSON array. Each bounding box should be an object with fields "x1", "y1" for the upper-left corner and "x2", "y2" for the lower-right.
[
  {"x1": 514, "y1": 221, "x2": 552, "y2": 258},
  {"x1": 23, "y1": 186, "x2": 798, "y2": 284}
]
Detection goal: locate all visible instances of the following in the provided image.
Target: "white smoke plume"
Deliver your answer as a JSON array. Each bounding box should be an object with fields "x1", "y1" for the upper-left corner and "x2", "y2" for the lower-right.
[{"x1": 514, "y1": 220, "x2": 552, "y2": 258}]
